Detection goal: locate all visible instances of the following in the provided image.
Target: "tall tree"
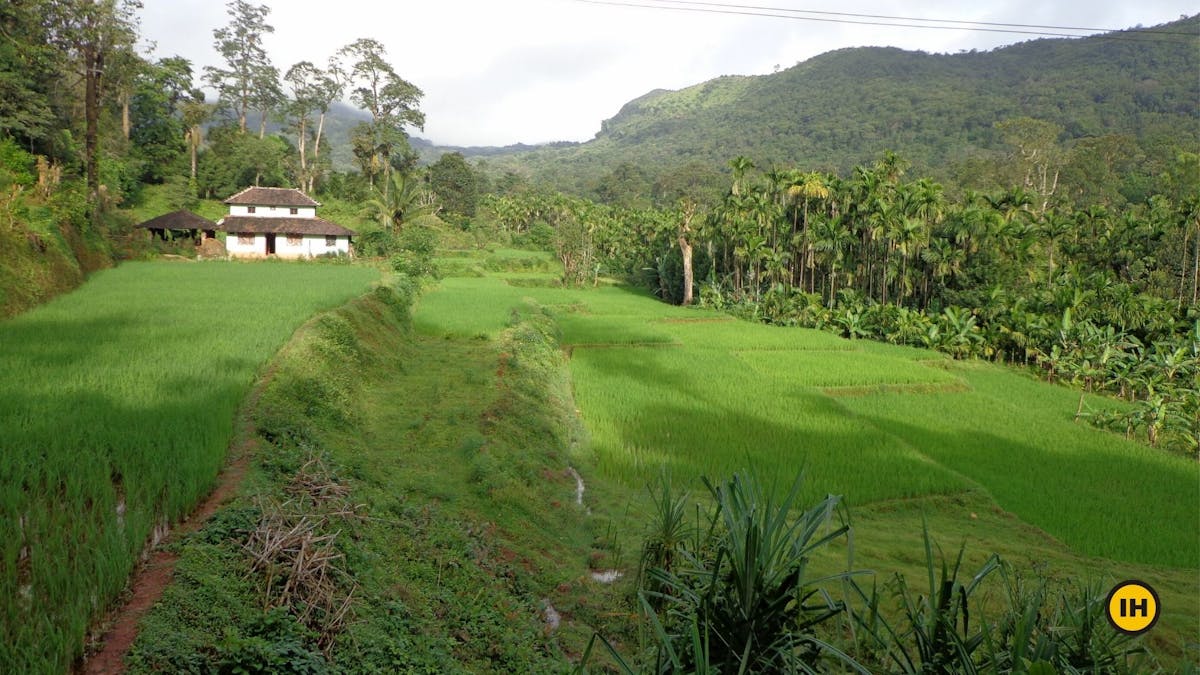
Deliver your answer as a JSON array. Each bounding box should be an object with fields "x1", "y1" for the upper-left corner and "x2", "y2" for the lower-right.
[
  {"x1": 283, "y1": 60, "x2": 321, "y2": 187},
  {"x1": 251, "y1": 63, "x2": 281, "y2": 139},
  {"x1": 203, "y1": 1, "x2": 274, "y2": 134},
  {"x1": 181, "y1": 97, "x2": 211, "y2": 182},
  {"x1": 0, "y1": 1, "x2": 60, "y2": 145},
  {"x1": 129, "y1": 56, "x2": 194, "y2": 182},
  {"x1": 996, "y1": 117, "x2": 1065, "y2": 215},
  {"x1": 49, "y1": 0, "x2": 142, "y2": 202},
  {"x1": 339, "y1": 38, "x2": 423, "y2": 192},
  {"x1": 306, "y1": 57, "x2": 345, "y2": 192},
  {"x1": 428, "y1": 151, "x2": 479, "y2": 219}
]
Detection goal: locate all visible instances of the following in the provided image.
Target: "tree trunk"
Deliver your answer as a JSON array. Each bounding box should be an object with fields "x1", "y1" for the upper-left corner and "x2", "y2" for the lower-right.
[
  {"x1": 678, "y1": 203, "x2": 696, "y2": 305},
  {"x1": 84, "y1": 43, "x2": 102, "y2": 204},
  {"x1": 309, "y1": 112, "x2": 327, "y2": 193},
  {"x1": 121, "y1": 91, "x2": 130, "y2": 140},
  {"x1": 258, "y1": 110, "x2": 267, "y2": 139},
  {"x1": 1192, "y1": 226, "x2": 1199, "y2": 305},
  {"x1": 189, "y1": 127, "x2": 199, "y2": 181},
  {"x1": 679, "y1": 237, "x2": 694, "y2": 305},
  {"x1": 297, "y1": 118, "x2": 307, "y2": 183}
]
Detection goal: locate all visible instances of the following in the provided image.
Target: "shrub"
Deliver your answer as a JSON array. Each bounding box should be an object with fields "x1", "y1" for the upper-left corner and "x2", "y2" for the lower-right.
[
  {"x1": 0, "y1": 137, "x2": 35, "y2": 187},
  {"x1": 638, "y1": 471, "x2": 861, "y2": 673}
]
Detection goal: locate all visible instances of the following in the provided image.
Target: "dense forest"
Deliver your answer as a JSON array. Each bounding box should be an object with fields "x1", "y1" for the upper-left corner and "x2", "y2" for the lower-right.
[{"x1": 471, "y1": 15, "x2": 1200, "y2": 199}]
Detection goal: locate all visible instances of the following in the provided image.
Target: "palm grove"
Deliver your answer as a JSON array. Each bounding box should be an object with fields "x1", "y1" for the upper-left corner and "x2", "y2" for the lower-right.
[{"x1": 481, "y1": 140, "x2": 1198, "y2": 457}]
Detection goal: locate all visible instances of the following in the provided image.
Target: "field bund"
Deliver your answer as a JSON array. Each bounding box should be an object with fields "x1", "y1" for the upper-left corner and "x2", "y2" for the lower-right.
[{"x1": 0, "y1": 261, "x2": 378, "y2": 673}]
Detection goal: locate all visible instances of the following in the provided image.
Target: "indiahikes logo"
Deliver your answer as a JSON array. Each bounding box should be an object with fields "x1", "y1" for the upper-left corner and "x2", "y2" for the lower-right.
[{"x1": 1105, "y1": 580, "x2": 1160, "y2": 636}]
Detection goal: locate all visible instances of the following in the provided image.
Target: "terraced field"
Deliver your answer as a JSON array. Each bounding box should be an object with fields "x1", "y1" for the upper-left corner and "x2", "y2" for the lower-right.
[{"x1": 415, "y1": 252, "x2": 1199, "y2": 572}]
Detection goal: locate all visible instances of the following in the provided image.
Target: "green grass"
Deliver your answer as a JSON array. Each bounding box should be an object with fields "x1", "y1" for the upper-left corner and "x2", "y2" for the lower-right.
[
  {"x1": 0, "y1": 260, "x2": 378, "y2": 674},
  {"x1": 837, "y1": 361, "x2": 1200, "y2": 568},
  {"x1": 417, "y1": 261, "x2": 1199, "y2": 572},
  {"x1": 732, "y1": 349, "x2": 962, "y2": 388},
  {"x1": 128, "y1": 288, "x2": 632, "y2": 672},
  {"x1": 413, "y1": 275, "x2": 700, "y2": 339}
]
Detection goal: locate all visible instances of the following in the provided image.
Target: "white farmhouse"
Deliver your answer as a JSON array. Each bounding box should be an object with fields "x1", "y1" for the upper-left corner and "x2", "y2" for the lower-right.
[{"x1": 216, "y1": 187, "x2": 355, "y2": 258}]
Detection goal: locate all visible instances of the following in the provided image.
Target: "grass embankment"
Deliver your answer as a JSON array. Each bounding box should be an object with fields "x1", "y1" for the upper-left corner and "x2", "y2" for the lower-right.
[
  {"x1": 0, "y1": 197, "x2": 115, "y2": 318},
  {"x1": 0, "y1": 261, "x2": 378, "y2": 674},
  {"x1": 413, "y1": 251, "x2": 1199, "y2": 665},
  {"x1": 127, "y1": 279, "x2": 629, "y2": 671}
]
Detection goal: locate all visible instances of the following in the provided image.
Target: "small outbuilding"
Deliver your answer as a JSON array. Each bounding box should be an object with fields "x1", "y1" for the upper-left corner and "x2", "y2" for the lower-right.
[
  {"x1": 216, "y1": 187, "x2": 355, "y2": 259},
  {"x1": 134, "y1": 210, "x2": 217, "y2": 242}
]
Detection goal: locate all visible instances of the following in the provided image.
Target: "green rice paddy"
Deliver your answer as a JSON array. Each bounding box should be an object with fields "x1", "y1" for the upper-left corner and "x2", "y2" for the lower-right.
[
  {"x1": 416, "y1": 269, "x2": 1199, "y2": 570},
  {"x1": 0, "y1": 261, "x2": 378, "y2": 673}
]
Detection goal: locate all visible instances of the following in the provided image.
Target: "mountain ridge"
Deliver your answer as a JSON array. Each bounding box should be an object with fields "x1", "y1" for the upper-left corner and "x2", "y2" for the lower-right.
[{"x1": 410, "y1": 16, "x2": 1198, "y2": 194}]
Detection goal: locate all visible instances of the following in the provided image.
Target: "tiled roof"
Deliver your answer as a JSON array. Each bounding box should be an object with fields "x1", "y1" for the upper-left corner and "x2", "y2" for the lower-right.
[
  {"x1": 222, "y1": 186, "x2": 321, "y2": 207},
  {"x1": 216, "y1": 216, "x2": 356, "y2": 236},
  {"x1": 135, "y1": 210, "x2": 217, "y2": 230}
]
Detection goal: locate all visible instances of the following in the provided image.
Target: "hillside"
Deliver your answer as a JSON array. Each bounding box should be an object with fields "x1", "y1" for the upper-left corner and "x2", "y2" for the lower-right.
[{"x1": 476, "y1": 16, "x2": 1198, "y2": 193}]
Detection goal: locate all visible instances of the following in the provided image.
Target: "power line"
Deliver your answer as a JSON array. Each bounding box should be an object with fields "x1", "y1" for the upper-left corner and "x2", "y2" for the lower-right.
[
  {"x1": 643, "y1": 0, "x2": 1200, "y2": 37},
  {"x1": 571, "y1": 0, "x2": 1197, "y2": 44}
]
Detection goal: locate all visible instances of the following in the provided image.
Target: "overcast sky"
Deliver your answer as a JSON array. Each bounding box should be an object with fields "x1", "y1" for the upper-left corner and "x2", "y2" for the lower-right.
[{"x1": 138, "y1": 0, "x2": 1196, "y2": 147}]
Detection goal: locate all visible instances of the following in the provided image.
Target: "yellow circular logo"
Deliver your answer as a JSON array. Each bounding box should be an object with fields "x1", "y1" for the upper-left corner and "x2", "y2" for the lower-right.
[{"x1": 1105, "y1": 580, "x2": 1160, "y2": 635}]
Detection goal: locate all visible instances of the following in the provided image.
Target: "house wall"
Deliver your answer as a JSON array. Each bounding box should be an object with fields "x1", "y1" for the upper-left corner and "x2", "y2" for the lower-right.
[
  {"x1": 274, "y1": 234, "x2": 351, "y2": 258},
  {"x1": 226, "y1": 233, "x2": 266, "y2": 257},
  {"x1": 225, "y1": 233, "x2": 350, "y2": 259},
  {"x1": 228, "y1": 205, "x2": 316, "y2": 218}
]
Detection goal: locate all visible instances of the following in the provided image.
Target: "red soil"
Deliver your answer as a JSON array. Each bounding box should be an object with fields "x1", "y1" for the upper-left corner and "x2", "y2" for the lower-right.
[{"x1": 76, "y1": 447, "x2": 252, "y2": 674}]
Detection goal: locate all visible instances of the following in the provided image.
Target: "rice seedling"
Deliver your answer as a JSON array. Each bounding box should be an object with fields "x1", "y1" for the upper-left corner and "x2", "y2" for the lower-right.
[
  {"x1": 0, "y1": 261, "x2": 377, "y2": 674},
  {"x1": 733, "y1": 349, "x2": 962, "y2": 388},
  {"x1": 838, "y1": 364, "x2": 1199, "y2": 567}
]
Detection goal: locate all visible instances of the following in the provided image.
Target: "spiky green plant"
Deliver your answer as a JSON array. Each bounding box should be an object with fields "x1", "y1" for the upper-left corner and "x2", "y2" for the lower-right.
[
  {"x1": 847, "y1": 522, "x2": 999, "y2": 674},
  {"x1": 639, "y1": 471, "x2": 866, "y2": 674}
]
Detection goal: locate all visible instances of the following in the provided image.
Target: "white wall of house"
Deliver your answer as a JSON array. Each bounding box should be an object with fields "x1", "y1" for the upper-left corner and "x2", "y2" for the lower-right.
[
  {"x1": 275, "y1": 234, "x2": 351, "y2": 258},
  {"x1": 228, "y1": 205, "x2": 316, "y2": 218},
  {"x1": 226, "y1": 233, "x2": 266, "y2": 257},
  {"x1": 225, "y1": 233, "x2": 351, "y2": 258}
]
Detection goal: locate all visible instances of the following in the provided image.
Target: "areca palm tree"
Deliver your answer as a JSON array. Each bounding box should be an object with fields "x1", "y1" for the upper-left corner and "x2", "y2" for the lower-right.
[
  {"x1": 1038, "y1": 210, "x2": 1074, "y2": 286},
  {"x1": 784, "y1": 171, "x2": 831, "y2": 290},
  {"x1": 812, "y1": 215, "x2": 855, "y2": 307}
]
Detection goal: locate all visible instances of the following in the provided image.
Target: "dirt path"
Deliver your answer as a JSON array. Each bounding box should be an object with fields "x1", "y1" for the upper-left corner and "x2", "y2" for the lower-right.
[{"x1": 76, "y1": 440, "x2": 254, "y2": 674}]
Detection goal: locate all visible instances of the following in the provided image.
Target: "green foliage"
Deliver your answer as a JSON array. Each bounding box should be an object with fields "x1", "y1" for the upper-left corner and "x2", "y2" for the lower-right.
[
  {"x1": 847, "y1": 526, "x2": 1153, "y2": 674},
  {"x1": 427, "y1": 151, "x2": 479, "y2": 219},
  {"x1": 197, "y1": 125, "x2": 291, "y2": 198},
  {"x1": 0, "y1": 136, "x2": 35, "y2": 186},
  {"x1": 388, "y1": 224, "x2": 440, "y2": 278},
  {"x1": 638, "y1": 471, "x2": 859, "y2": 673},
  {"x1": 129, "y1": 57, "x2": 194, "y2": 183},
  {"x1": 215, "y1": 609, "x2": 330, "y2": 675}
]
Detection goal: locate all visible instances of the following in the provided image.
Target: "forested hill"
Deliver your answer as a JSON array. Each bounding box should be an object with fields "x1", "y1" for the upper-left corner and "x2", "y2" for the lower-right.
[{"x1": 488, "y1": 15, "x2": 1198, "y2": 193}]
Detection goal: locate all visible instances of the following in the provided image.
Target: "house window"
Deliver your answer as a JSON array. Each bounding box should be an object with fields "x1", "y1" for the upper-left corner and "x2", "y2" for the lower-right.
[
  {"x1": 237, "y1": 233, "x2": 255, "y2": 245},
  {"x1": 247, "y1": 206, "x2": 256, "y2": 214},
  {"x1": 325, "y1": 235, "x2": 337, "y2": 247},
  {"x1": 286, "y1": 234, "x2": 302, "y2": 245},
  {"x1": 289, "y1": 207, "x2": 298, "y2": 215}
]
